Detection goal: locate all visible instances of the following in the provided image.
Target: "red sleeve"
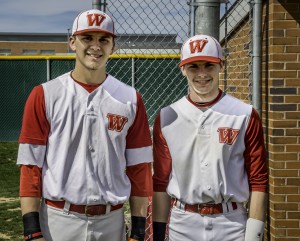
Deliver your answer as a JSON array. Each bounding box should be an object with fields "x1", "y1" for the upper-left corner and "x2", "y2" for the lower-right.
[
  {"x1": 126, "y1": 163, "x2": 153, "y2": 196},
  {"x1": 19, "y1": 165, "x2": 42, "y2": 197},
  {"x1": 18, "y1": 85, "x2": 50, "y2": 145},
  {"x1": 244, "y1": 108, "x2": 268, "y2": 192},
  {"x1": 126, "y1": 92, "x2": 152, "y2": 148},
  {"x1": 152, "y1": 112, "x2": 172, "y2": 192}
]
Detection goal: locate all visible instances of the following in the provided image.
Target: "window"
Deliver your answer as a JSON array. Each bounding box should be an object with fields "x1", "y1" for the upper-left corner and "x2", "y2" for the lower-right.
[
  {"x1": 40, "y1": 50, "x2": 55, "y2": 55},
  {"x1": 23, "y1": 49, "x2": 39, "y2": 55},
  {"x1": 0, "y1": 49, "x2": 11, "y2": 55}
]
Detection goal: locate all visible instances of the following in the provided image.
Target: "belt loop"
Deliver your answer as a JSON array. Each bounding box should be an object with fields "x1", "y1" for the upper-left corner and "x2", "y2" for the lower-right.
[
  {"x1": 106, "y1": 204, "x2": 111, "y2": 214},
  {"x1": 222, "y1": 203, "x2": 228, "y2": 212},
  {"x1": 227, "y1": 202, "x2": 234, "y2": 212},
  {"x1": 174, "y1": 199, "x2": 185, "y2": 210},
  {"x1": 63, "y1": 201, "x2": 71, "y2": 215}
]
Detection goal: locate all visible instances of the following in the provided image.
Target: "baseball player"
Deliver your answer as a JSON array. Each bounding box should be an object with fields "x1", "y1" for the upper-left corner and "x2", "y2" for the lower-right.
[
  {"x1": 17, "y1": 9, "x2": 152, "y2": 241},
  {"x1": 152, "y1": 34, "x2": 268, "y2": 241}
]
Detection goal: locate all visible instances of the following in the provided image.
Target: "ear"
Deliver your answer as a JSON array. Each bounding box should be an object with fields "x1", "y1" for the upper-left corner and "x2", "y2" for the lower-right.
[
  {"x1": 180, "y1": 66, "x2": 187, "y2": 77},
  {"x1": 219, "y1": 60, "x2": 224, "y2": 70},
  {"x1": 69, "y1": 36, "x2": 76, "y2": 51}
]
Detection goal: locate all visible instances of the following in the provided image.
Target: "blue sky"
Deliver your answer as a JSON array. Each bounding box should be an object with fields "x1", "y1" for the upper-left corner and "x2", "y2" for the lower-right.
[
  {"x1": 0, "y1": 0, "x2": 233, "y2": 38},
  {"x1": 0, "y1": 0, "x2": 91, "y2": 33}
]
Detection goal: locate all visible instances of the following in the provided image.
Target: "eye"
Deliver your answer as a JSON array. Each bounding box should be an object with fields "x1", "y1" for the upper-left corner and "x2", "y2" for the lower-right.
[
  {"x1": 82, "y1": 36, "x2": 93, "y2": 41},
  {"x1": 205, "y1": 63, "x2": 214, "y2": 68},
  {"x1": 99, "y1": 38, "x2": 109, "y2": 43},
  {"x1": 187, "y1": 64, "x2": 198, "y2": 69}
]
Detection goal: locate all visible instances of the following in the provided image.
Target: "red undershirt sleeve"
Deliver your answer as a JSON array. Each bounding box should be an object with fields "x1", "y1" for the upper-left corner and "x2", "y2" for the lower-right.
[
  {"x1": 126, "y1": 92, "x2": 153, "y2": 196},
  {"x1": 244, "y1": 108, "x2": 268, "y2": 193},
  {"x1": 126, "y1": 163, "x2": 153, "y2": 197},
  {"x1": 19, "y1": 85, "x2": 49, "y2": 197},
  {"x1": 152, "y1": 112, "x2": 172, "y2": 192},
  {"x1": 20, "y1": 165, "x2": 42, "y2": 197}
]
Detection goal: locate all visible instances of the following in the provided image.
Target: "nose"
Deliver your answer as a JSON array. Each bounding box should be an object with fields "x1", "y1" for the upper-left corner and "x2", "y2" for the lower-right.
[
  {"x1": 197, "y1": 67, "x2": 207, "y2": 78},
  {"x1": 90, "y1": 40, "x2": 101, "y2": 50}
]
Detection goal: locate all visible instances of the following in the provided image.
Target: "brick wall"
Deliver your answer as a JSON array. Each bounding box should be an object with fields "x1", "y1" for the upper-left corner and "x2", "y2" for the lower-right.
[
  {"x1": 264, "y1": 0, "x2": 300, "y2": 240},
  {"x1": 221, "y1": 0, "x2": 300, "y2": 240}
]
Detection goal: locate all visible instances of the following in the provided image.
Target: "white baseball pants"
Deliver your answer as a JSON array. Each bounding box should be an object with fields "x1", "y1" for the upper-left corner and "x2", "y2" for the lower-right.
[
  {"x1": 167, "y1": 204, "x2": 247, "y2": 241},
  {"x1": 39, "y1": 200, "x2": 126, "y2": 241}
]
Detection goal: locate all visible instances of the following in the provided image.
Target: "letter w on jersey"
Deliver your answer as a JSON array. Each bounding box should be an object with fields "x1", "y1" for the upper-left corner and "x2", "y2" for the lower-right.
[
  {"x1": 218, "y1": 128, "x2": 240, "y2": 145},
  {"x1": 189, "y1": 39, "x2": 208, "y2": 54},
  {"x1": 87, "y1": 13, "x2": 106, "y2": 27},
  {"x1": 107, "y1": 113, "x2": 128, "y2": 132}
]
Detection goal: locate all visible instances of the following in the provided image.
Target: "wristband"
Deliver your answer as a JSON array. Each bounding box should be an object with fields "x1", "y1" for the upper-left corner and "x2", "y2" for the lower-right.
[
  {"x1": 153, "y1": 221, "x2": 167, "y2": 241},
  {"x1": 24, "y1": 231, "x2": 43, "y2": 240},
  {"x1": 130, "y1": 216, "x2": 146, "y2": 241},
  {"x1": 245, "y1": 218, "x2": 265, "y2": 241},
  {"x1": 22, "y1": 212, "x2": 42, "y2": 237}
]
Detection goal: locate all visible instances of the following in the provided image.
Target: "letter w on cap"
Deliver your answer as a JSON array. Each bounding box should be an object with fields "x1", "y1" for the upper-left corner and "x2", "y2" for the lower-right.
[
  {"x1": 189, "y1": 40, "x2": 208, "y2": 54},
  {"x1": 87, "y1": 13, "x2": 106, "y2": 27}
]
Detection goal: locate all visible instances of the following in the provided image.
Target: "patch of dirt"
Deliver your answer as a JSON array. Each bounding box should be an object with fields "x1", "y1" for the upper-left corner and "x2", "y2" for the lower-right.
[
  {"x1": 0, "y1": 233, "x2": 11, "y2": 240},
  {"x1": 0, "y1": 197, "x2": 19, "y2": 203}
]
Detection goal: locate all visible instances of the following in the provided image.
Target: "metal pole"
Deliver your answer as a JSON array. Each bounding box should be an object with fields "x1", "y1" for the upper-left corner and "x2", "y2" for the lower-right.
[
  {"x1": 131, "y1": 58, "x2": 135, "y2": 88},
  {"x1": 193, "y1": 0, "x2": 222, "y2": 39},
  {"x1": 252, "y1": 0, "x2": 262, "y2": 115},
  {"x1": 92, "y1": 0, "x2": 107, "y2": 11},
  {"x1": 67, "y1": 28, "x2": 70, "y2": 53},
  {"x1": 223, "y1": 1, "x2": 228, "y2": 92},
  {"x1": 92, "y1": 0, "x2": 101, "y2": 10},
  {"x1": 46, "y1": 59, "x2": 51, "y2": 81}
]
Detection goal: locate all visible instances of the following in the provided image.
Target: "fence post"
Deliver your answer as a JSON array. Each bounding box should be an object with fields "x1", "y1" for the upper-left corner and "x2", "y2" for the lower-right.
[
  {"x1": 252, "y1": 0, "x2": 262, "y2": 115},
  {"x1": 131, "y1": 58, "x2": 135, "y2": 88},
  {"x1": 46, "y1": 59, "x2": 51, "y2": 81},
  {"x1": 193, "y1": 0, "x2": 223, "y2": 39}
]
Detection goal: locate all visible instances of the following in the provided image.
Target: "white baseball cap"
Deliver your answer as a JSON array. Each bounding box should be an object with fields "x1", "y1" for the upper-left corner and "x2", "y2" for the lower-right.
[
  {"x1": 72, "y1": 9, "x2": 116, "y2": 37},
  {"x1": 179, "y1": 34, "x2": 222, "y2": 67}
]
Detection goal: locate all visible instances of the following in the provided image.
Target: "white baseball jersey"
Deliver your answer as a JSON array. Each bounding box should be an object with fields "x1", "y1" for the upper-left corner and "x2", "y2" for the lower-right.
[
  {"x1": 153, "y1": 90, "x2": 268, "y2": 204},
  {"x1": 17, "y1": 72, "x2": 153, "y2": 205}
]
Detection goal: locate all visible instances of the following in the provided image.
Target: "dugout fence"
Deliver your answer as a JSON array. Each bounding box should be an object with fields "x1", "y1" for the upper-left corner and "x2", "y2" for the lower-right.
[{"x1": 0, "y1": 55, "x2": 186, "y2": 141}]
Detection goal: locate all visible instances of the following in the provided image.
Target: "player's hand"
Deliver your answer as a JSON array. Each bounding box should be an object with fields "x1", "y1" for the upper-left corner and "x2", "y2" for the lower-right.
[{"x1": 128, "y1": 238, "x2": 138, "y2": 241}]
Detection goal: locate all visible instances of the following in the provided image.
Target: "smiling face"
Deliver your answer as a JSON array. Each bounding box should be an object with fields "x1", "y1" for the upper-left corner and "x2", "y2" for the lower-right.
[
  {"x1": 181, "y1": 61, "x2": 222, "y2": 102},
  {"x1": 69, "y1": 32, "x2": 114, "y2": 72}
]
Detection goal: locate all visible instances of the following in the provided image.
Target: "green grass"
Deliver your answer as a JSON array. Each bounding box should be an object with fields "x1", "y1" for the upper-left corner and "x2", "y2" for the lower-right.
[{"x1": 0, "y1": 142, "x2": 23, "y2": 240}]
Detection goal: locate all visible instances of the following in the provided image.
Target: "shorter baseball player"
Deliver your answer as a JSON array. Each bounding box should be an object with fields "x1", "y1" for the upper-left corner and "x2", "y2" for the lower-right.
[
  {"x1": 17, "y1": 9, "x2": 152, "y2": 241},
  {"x1": 152, "y1": 34, "x2": 268, "y2": 241}
]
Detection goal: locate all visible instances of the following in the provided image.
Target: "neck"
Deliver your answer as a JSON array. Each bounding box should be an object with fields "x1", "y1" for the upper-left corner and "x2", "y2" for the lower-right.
[
  {"x1": 72, "y1": 67, "x2": 107, "y2": 85},
  {"x1": 189, "y1": 89, "x2": 220, "y2": 103}
]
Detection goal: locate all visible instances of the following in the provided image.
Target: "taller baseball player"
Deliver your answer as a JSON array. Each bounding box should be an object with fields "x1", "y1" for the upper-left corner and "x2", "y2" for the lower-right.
[
  {"x1": 17, "y1": 9, "x2": 152, "y2": 241},
  {"x1": 152, "y1": 34, "x2": 268, "y2": 241}
]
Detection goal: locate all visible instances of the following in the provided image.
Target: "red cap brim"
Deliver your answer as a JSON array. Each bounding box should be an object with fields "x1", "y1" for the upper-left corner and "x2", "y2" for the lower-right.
[
  {"x1": 179, "y1": 56, "x2": 221, "y2": 67},
  {"x1": 73, "y1": 29, "x2": 116, "y2": 37}
]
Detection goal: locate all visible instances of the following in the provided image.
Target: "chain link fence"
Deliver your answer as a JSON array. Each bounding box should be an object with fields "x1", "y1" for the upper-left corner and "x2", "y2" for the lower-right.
[
  {"x1": 0, "y1": 0, "x2": 255, "y2": 240},
  {"x1": 220, "y1": 0, "x2": 253, "y2": 104}
]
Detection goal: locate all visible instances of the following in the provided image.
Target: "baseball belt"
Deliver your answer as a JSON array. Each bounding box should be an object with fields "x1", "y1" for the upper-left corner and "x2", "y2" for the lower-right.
[
  {"x1": 45, "y1": 199, "x2": 123, "y2": 216},
  {"x1": 172, "y1": 198, "x2": 238, "y2": 215}
]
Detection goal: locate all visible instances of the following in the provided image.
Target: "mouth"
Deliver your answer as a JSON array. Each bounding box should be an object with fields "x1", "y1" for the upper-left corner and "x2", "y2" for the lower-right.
[
  {"x1": 194, "y1": 78, "x2": 212, "y2": 84},
  {"x1": 87, "y1": 52, "x2": 103, "y2": 59}
]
